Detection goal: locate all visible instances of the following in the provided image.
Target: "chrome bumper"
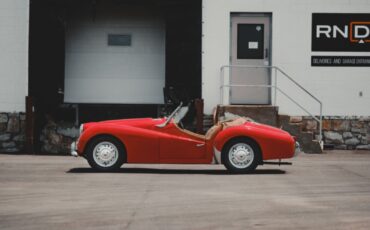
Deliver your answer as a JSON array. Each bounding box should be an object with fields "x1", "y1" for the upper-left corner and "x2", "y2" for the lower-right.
[
  {"x1": 294, "y1": 141, "x2": 301, "y2": 156},
  {"x1": 71, "y1": 141, "x2": 78, "y2": 157},
  {"x1": 212, "y1": 147, "x2": 222, "y2": 164}
]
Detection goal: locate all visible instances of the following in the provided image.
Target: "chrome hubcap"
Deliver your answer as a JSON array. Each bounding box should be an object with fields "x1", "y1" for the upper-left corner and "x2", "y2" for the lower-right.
[
  {"x1": 93, "y1": 142, "x2": 118, "y2": 167},
  {"x1": 228, "y1": 143, "x2": 254, "y2": 169}
]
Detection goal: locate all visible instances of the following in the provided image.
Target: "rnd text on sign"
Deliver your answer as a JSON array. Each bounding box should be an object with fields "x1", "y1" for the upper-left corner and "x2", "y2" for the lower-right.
[
  {"x1": 316, "y1": 23, "x2": 370, "y2": 43},
  {"x1": 312, "y1": 13, "x2": 370, "y2": 52}
]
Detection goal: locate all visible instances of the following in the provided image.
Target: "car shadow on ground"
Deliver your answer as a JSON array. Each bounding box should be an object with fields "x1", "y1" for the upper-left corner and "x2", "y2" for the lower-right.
[{"x1": 67, "y1": 168, "x2": 286, "y2": 175}]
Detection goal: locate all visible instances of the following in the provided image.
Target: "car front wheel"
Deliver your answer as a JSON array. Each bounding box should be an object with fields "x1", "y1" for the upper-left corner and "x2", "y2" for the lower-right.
[
  {"x1": 86, "y1": 136, "x2": 126, "y2": 172},
  {"x1": 222, "y1": 138, "x2": 261, "y2": 173}
]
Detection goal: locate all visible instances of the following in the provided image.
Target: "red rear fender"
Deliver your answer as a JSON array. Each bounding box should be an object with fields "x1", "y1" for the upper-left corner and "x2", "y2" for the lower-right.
[{"x1": 213, "y1": 125, "x2": 295, "y2": 160}]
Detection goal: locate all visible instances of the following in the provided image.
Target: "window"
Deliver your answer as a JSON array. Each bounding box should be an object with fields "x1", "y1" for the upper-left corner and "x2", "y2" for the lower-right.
[
  {"x1": 108, "y1": 34, "x2": 132, "y2": 46},
  {"x1": 237, "y1": 24, "x2": 264, "y2": 59}
]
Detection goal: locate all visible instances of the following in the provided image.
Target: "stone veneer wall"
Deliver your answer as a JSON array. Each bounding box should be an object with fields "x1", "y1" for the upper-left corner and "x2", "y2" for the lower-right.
[
  {"x1": 0, "y1": 113, "x2": 26, "y2": 152},
  {"x1": 289, "y1": 116, "x2": 370, "y2": 150},
  {"x1": 40, "y1": 118, "x2": 79, "y2": 154},
  {"x1": 0, "y1": 113, "x2": 78, "y2": 155}
]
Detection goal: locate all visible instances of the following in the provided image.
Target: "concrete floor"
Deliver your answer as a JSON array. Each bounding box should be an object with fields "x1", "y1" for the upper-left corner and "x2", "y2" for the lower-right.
[{"x1": 0, "y1": 151, "x2": 370, "y2": 230}]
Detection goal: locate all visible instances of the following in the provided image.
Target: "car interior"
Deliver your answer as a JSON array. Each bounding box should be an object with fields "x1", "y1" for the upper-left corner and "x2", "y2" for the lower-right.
[{"x1": 167, "y1": 103, "x2": 252, "y2": 141}]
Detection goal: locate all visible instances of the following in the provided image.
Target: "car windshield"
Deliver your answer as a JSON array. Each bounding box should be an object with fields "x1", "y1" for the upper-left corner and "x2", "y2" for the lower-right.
[
  {"x1": 157, "y1": 103, "x2": 188, "y2": 128},
  {"x1": 173, "y1": 106, "x2": 189, "y2": 124}
]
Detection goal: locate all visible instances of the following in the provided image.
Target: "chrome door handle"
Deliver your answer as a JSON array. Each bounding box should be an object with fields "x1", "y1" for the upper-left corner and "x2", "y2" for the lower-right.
[{"x1": 196, "y1": 143, "x2": 205, "y2": 147}]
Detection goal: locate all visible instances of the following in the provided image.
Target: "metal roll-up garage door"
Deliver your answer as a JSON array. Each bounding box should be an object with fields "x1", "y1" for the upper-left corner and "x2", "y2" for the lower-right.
[{"x1": 64, "y1": 3, "x2": 165, "y2": 104}]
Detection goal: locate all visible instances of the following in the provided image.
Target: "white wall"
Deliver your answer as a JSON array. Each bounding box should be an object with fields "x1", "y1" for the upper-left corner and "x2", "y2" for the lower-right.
[
  {"x1": 64, "y1": 2, "x2": 165, "y2": 104},
  {"x1": 202, "y1": 0, "x2": 370, "y2": 116},
  {"x1": 0, "y1": 0, "x2": 29, "y2": 112}
]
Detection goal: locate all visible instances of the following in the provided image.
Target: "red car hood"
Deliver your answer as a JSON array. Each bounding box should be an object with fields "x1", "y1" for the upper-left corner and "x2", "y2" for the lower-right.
[{"x1": 83, "y1": 118, "x2": 165, "y2": 130}]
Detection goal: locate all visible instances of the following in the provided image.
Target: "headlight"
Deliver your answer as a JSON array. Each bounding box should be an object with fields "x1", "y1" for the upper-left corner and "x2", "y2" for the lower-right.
[{"x1": 79, "y1": 124, "x2": 84, "y2": 135}]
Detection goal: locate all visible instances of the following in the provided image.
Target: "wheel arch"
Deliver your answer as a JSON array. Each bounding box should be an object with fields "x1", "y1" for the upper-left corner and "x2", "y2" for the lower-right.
[
  {"x1": 83, "y1": 134, "x2": 127, "y2": 162},
  {"x1": 220, "y1": 136, "x2": 263, "y2": 164}
]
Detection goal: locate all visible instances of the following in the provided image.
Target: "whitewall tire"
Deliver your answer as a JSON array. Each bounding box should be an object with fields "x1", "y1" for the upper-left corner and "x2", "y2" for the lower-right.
[
  {"x1": 86, "y1": 136, "x2": 126, "y2": 172},
  {"x1": 222, "y1": 138, "x2": 261, "y2": 173}
]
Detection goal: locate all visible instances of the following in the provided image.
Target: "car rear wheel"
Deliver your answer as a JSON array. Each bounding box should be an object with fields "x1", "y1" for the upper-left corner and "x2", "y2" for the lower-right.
[
  {"x1": 86, "y1": 136, "x2": 125, "y2": 172},
  {"x1": 222, "y1": 138, "x2": 261, "y2": 173}
]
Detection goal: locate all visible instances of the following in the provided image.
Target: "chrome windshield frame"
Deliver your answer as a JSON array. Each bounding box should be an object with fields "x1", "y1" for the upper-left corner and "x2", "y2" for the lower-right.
[{"x1": 156, "y1": 102, "x2": 183, "y2": 128}]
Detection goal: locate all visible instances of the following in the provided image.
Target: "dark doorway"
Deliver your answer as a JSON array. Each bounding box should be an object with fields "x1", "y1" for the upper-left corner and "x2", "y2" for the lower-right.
[
  {"x1": 29, "y1": 0, "x2": 67, "y2": 152},
  {"x1": 164, "y1": 0, "x2": 202, "y2": 101}
]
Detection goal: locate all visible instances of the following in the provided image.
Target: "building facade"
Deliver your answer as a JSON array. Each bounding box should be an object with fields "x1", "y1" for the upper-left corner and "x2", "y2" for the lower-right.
[
  {"x1": 203, "y1": 0, "x2": 370, "y2": 116},
  {"x1": 0, "y1": 0, "x2": 370, "y2": 153}
]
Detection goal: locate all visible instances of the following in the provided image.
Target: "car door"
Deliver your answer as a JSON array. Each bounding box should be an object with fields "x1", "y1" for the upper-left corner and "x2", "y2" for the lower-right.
[
  {"x1": 115, "y1": 125, "x2": 161, "y2": 163},
  {"x1": 157, "y1": 123, "x2": 207, "y2": 163}
]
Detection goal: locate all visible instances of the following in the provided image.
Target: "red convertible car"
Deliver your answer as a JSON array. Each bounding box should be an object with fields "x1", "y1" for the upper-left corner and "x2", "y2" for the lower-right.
[{"x1": 71, "y1": 103, "x2": 298, "y2": 173}]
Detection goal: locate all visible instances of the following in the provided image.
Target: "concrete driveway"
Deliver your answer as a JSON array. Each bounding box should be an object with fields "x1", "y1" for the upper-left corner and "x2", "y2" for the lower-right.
[{"x1": 0, "y1": 151, "x2": 370, "y2": 230}]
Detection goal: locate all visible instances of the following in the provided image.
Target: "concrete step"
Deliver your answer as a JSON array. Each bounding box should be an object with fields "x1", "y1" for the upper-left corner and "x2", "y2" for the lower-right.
[
  {"x1": 297, "y1": 131, "x2": 314, "y2": 146},
  {"x1": 281, "y1": 123, "x2": 302, "y2": 137},
  {"x1": 278, "y1": 114, "x2": 291, "y2": 128},
  {"x1": 284, "y1": 127, "x2": 322, "y2": 153},
  {"x1": 302, "y1": 140, "x2": 323, "y2": 154}
]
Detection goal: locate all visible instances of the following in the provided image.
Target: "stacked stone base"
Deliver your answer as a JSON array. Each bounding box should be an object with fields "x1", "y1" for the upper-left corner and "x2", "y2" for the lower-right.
[
  {"x1": 0, "y1": 113, "x2": 26, "y2": 153},
  {"x1": 322, "y1": 117, "x2": 370, "y2": 150},
  {"x1": 1, "y1": 112, "x2": 79, "y2": 155},
  {"x1": 40, "y1": 118, "x2": 79, "y2": 154},
  {"x1": 278, "y1": 115, "x2": 322, "y2": 153},
  {"x1": 287, "y1": 116, "x2": 370, "y2": 150}
]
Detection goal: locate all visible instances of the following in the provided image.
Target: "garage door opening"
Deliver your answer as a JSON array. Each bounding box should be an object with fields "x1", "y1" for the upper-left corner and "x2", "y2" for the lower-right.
[{"x1": 28, "y1": 0, "x2": 202, "y2": 153}]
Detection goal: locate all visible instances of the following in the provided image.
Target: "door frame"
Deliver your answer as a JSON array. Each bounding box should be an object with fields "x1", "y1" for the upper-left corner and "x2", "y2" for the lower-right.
[{"x1": 229, "y1": 12, "x2": 273, "y2": 105}]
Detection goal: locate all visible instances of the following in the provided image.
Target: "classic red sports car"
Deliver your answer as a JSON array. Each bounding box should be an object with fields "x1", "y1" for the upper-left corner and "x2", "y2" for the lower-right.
[{"x1": 71, "y1": 103, "x2": 298, "y2": 173}]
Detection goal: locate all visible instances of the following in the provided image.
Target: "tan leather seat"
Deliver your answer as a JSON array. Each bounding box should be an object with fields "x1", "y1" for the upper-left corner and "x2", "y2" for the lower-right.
[
  {"x1": 173, "y1": 123, "x2": 205, "y2": 139},
  {"x1": 203, "y1": 117, "x2": 251, "y2": 141},
  {"x1": 205, "y1": 124, "x2": 222, "y2": 140},
  {"x1": 173, "y1": 123, "x2": 222, "y2": 141},
  {"x1": 222, "y1": 117, "x2": 248, "y2": 130}
]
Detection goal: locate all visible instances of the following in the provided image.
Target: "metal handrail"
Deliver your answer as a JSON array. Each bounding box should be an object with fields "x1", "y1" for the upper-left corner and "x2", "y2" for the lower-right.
[{"x1": 220, "y1": 65, "x2": 323, "y2": 143}]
